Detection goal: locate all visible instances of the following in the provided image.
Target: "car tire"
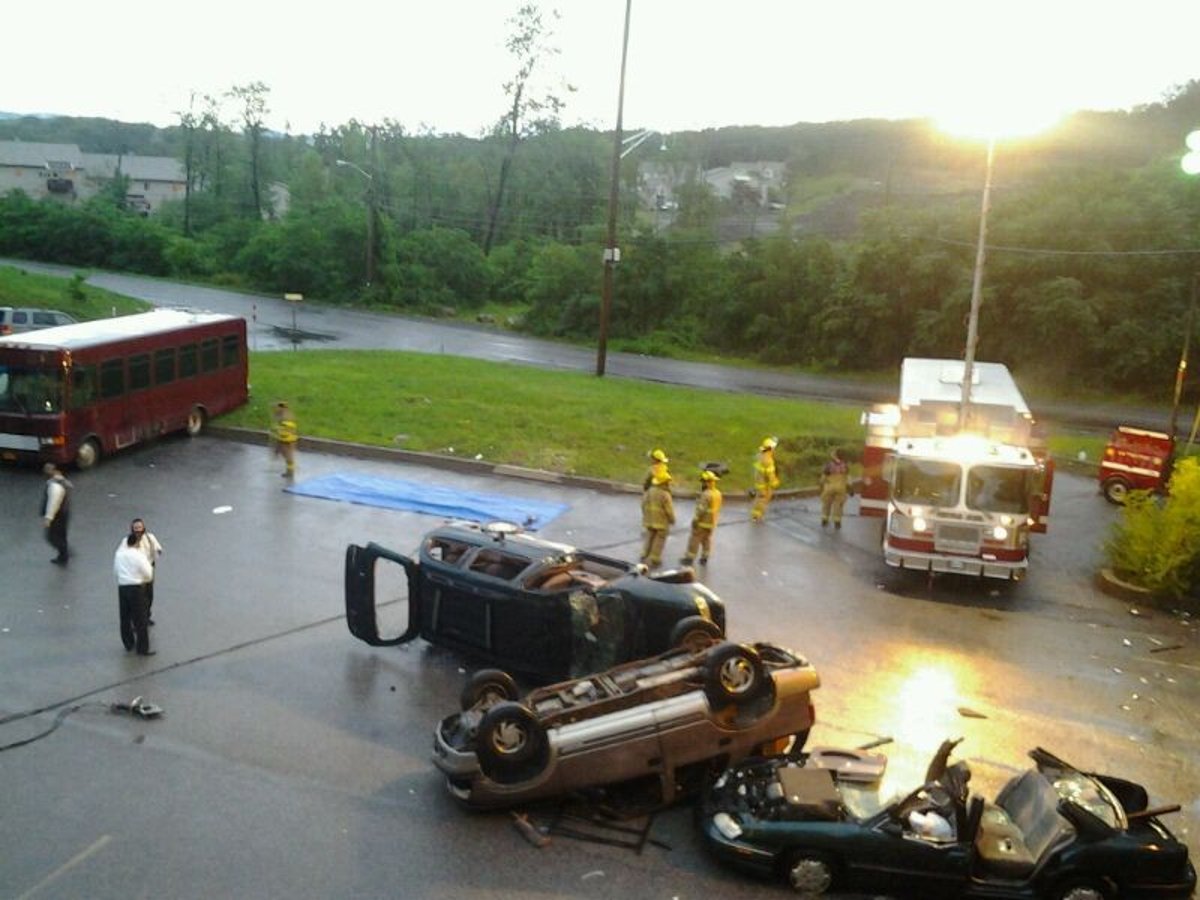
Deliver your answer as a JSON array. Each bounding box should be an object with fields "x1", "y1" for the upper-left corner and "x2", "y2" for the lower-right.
[
  {"x1": 704, "y1": 642, "x2": 766, "y2": 708},
  {"x1": 782, "y1": 850, "x2": 835, "y2": 895},
  {"x1": 475, "y1": 702, "x2": 547, "y2": 782},
  {"x1": 669, "y1": 616, "x2": 722, "y2": 653},
  {"x1": 461, "y1": 669, "x2": 519, "y2": 711},
  {"x1": 74, "y1": 437, "x2": 100, "y2": 470},
  {"x1": 1101, "y1": 477, "x2": 1130, "y2": 505},
  {"x1": 186, "y1": 405, "x2": 206, "y2": 437},
  {"x1": 1053, "y1": 881, "x2": 1113, "y2": 900}
]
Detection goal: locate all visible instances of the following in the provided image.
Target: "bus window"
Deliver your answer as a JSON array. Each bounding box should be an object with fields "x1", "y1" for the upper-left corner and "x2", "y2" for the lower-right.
[
  {"x1": 221, "y1": 335, "x2": 240, "y2": 368},
  {"x1": 69, "y1": 365, "x2": 96, "y2": 409},
  {"x1": 200, "y1": 339, "x2": 219, "y2": 373},
  {"x1": 154, "y1": 348, "x2": 175, "y2": 385},
  {"x1": 100, "y1": 359, "x2": 125, "y2": 399},
  {"x1": 0, "y1": 364, "x2": 64, "y2": 413},
  {"x1": 129, "y1": 353, "x2": 151, "y2": 391},
  {"x1": 179, "y1": 344, "x2": 197, "y2": 378}
]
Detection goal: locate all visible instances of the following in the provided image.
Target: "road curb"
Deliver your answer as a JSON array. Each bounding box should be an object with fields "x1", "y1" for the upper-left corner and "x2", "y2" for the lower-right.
[{"x1": 208, "y1": 425, "x2": 820, "y2": 501}]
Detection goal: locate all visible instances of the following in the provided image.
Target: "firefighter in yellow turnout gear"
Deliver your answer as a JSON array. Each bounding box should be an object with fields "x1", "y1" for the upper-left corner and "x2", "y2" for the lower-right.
[
  {"x1": 640, "y1": 473, "x2": 675, "y2": 569},
  {"x1": 270, "y1": 401, "x2": 299, "y2": 478},
  {"x1": 681, "y1": 469, "x2": 722, "y2": 566},
  {"x1": 750, "y1": 436, "x2": 780, "y2": 522},
  {"x1": 820, "y1": 447, "x2": 850, "y2": 528},
  {"x1": 643, "y1": 448, "x2": 670, "y2": 491}
]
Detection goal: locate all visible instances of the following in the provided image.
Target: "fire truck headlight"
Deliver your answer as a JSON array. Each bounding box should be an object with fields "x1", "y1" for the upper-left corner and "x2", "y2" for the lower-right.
[
  {"x1": 913, "y1": 516, "x2": 928, "y2": 533},
  {"x1": 992, "y1": 525, "x2": 1009, "y2": 541}
]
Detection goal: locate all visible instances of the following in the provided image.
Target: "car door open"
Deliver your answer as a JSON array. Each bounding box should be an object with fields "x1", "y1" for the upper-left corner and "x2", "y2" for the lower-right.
[{"x1": 344, "y1": 542, "x2": 420, "y2": 645}]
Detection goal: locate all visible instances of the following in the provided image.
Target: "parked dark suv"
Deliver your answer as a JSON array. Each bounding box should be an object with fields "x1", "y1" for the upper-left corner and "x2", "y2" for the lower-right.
[{"x1": 0, "y1": 307, "x2": 78, "y2": 336}]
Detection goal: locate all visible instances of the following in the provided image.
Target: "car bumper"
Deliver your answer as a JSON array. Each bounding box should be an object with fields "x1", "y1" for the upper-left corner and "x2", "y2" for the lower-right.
[
  {"x1": 884, "y1": 547, "x2": 1026, "y2": 580},
  {"x1": 698, "y1": 810, "x2": 779, "y2": 878},
  {"x1": 1121, "y1": 861, "x2": 1197, "y2": 900}
]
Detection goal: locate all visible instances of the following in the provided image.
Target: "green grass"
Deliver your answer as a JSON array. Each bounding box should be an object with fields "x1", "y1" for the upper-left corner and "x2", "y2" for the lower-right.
[
  {"x1": 0, "y1": 265, "x2": 150, "y2": 318},
  {"x1": 222, "y1": 350, "x2": 864, "y2": 491},
  {"x1": 222, "y1": 350, "x2": 1129, "y2": 490}
]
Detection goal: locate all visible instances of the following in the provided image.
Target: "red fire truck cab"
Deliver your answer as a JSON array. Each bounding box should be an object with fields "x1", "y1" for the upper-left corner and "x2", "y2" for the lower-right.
[{"x1": 1099, "y1": 426, "x2": 1174, "y2": 505}]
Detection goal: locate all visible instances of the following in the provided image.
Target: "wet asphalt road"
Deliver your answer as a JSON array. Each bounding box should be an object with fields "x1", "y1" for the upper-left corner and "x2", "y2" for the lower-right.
[
  {"x1": 0, "y1": 258, "x2": 1172, "y2": 432},
  {"x1": 1, "y1": 437, "x2": 1197, "y2": 899}
]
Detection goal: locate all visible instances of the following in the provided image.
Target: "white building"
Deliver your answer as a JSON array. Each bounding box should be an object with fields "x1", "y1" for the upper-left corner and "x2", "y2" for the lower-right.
[{"x1": 0, "y1": 141, "x2": 186, "y2": 214}]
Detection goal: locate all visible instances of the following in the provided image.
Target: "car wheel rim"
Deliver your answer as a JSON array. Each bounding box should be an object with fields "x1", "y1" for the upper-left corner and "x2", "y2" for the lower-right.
[
  {"x1": 788, "y1": 858, "x2": 831, "y2": 893},
  {"x1": 476, "y1": 687, "x2": 508, "y2": 709},
  {"x1": 1062, "y1": 888, "x2": 1104, "y2": 900},
  {"x1": 491, "y1": 721, "x2": 528, "y2": 756},
  {"x1": 187, "y1": 410, "x2": 203, "y2": 435},
  {"x1": 76, "y1": 441, "x2": 97, "y2": 469},
  {"x1": 1108, "y1": 482, "x2": 1127, "y2": 502},
  {"x1": 680, "y1": 630, "x2": 714, "y2": 652},
  {"x1": 719, "y1": 656, "x2": 755, "y2": 694}
]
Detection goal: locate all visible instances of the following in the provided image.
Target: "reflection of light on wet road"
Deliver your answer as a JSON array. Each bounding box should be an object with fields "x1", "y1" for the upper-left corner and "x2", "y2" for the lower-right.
[{"x1": 877, "y1": 646, "x2": 983, "y2": 752}]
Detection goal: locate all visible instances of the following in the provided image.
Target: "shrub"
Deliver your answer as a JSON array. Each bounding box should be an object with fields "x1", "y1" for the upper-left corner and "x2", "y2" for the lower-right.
[{"x1": 1105, "y1": 457, "x2": 1200, "y2": 603}]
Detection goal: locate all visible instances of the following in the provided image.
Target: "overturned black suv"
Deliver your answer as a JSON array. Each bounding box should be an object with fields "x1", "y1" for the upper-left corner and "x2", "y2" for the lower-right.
[{"x1": 345, "y1": 521, "x2": 726, "y2": 681}]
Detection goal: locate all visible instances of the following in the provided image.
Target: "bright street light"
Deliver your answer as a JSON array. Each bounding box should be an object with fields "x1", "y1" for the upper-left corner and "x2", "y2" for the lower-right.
[
  {"x1": 1182, "y1": 130, "x2": 1200, "y2": 175},
  {"x1": 335, "y1": 158, "x2": 372, "y2": 181}
]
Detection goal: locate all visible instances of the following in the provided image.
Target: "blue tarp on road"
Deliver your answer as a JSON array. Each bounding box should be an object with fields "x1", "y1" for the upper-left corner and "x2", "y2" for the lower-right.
[{"x1": 284, "y1": 472, "x2": 568, "y2": 530}]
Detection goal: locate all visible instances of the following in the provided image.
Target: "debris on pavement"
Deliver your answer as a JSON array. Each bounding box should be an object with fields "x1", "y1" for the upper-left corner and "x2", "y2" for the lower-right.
[{"x1": 511, "y1": 812, "x2": 550, "y2": 848}]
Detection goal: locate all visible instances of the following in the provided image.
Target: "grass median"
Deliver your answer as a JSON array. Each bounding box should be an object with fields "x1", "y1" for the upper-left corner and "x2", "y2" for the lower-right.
[{"x1": 220, "y1": 349, "x2": 1111, "y2": 492}]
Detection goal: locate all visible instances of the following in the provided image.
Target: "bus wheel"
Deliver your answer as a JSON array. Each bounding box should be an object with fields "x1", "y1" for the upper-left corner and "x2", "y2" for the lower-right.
[
  {"x1": 74, "y1": 438, "x2": 100, "y2": 470},
  {"x1": 186, "y1": 406, "x2": 206, "y2": 437}
]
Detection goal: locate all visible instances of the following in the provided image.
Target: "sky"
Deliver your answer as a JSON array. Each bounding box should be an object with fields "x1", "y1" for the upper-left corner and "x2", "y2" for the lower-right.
[{"x1": 3, "y1": 1, "x2": 1199, "y2": 138}]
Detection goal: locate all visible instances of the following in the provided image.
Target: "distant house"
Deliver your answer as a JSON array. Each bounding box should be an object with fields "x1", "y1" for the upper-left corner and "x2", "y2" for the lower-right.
[
  {"x1": 636, "y1": 159, "x2": 788, "y2": 212},
  {"x1": 702, "y1": 161, "x2": 786, "y2": 206},
  {"x1": 0, "y1": 140, "x2": 186, "y2": 214}
]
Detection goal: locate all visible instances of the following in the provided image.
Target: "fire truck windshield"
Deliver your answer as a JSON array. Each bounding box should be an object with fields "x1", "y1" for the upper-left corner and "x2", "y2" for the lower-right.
[
  {"x1": 0, "y1": 364, "x2": 63, "y2": 414},
  {"x1": 966, "y1": 465, "x2": 1030, "y2": 514},
  {"x1": 893, "y1": 458, "x2": 960, "y2": 506}
]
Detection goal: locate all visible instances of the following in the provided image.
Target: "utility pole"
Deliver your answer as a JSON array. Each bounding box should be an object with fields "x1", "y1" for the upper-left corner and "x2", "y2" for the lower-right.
[
  {"x1": 960, "y1": 136, "x2": 995, "y2": 429},
  {"x1": 596, "y1": 0, "x2": 633, "y2": 378},
  {"x1": 366, "y1": 127, "x2": 377, "y2": 288},
  {"x1": 1169, "y1": 270, "x2": 1198, "y2": 439}
]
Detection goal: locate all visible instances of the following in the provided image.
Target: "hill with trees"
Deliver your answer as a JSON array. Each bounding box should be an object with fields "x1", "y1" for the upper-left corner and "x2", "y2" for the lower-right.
[{"x1": 3, "y1": 74, "x2": 1200, "y2": 400}]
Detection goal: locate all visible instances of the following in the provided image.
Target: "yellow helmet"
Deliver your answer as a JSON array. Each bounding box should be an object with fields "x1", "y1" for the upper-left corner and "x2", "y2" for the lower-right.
[
  {"x1": 700, "y1": 469, "x2": 719, "y2": 482},
  {"x1": 650, "y1": 448, "x2": 669, "y2": 463},
  {"x1": 761, "y1": 436, "x2": 778, "y2": 450}
]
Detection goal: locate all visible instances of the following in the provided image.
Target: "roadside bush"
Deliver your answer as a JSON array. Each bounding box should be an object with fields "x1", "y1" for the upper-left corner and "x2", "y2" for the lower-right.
[
  {"x1": 394, "y1": 227, "x2": 490, "y2": 310},
  {"x1": 1105, "y1": 457, "x2": 1200, "y2": 604}
]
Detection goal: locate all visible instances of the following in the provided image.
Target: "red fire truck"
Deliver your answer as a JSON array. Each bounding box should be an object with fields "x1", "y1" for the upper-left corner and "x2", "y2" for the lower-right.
[
  {"x1": 860, "y1": 358, "x2": 1053, "y2": 581},
  {"x1": 1098, "y1": 426, "x2": 1174, "y2": 504}
]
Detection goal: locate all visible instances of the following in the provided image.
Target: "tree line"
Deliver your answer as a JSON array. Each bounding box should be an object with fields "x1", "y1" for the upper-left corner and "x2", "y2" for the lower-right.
[{"x1": 2, "y1": 61, "x2": 1200, "y2": 398}]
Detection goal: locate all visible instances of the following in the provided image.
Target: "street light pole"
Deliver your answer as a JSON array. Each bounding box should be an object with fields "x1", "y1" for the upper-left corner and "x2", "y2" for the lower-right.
[
  {"x1": 597, "y1": 0, "x2": 633, "y2": 378},
  {"x1": 960, "y1": 136, "x2": 996, "y2": 429},
  {"x1": 335, "y1": 158, "x2": 376, "y2": 289}
]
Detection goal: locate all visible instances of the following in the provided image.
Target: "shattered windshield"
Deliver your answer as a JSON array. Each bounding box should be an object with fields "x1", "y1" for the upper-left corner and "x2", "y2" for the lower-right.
[
  {"x1": 0, "y1": 364, "x2": 64, "y2": 414},
  {"x1": 893, "y1": 459, "x2": 960, "y2": 506},
  {"x1": 966, "y1": 465, "x2": 1031, "y2": 514},
  {"x1": 569, "y1": 591, "x2": 625, "y2": 678}
]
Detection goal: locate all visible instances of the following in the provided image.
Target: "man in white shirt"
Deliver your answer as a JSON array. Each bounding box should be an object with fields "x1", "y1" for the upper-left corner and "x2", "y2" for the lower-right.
[
  {"x1": 114, "y1": 531, "x2": 155, "y2": 656},
  {"x1": 131, "y1": 518, "x2": 164, "y2": 625}
]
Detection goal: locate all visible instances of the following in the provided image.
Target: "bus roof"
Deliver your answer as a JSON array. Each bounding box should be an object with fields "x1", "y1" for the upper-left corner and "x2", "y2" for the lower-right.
[{"x1": 0, "y1": 309, "x2": 243, "y2": 352}]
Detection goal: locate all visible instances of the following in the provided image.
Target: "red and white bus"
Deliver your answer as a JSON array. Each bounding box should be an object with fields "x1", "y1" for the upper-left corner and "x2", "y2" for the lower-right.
[{"x1": 0, "y1": 310, "x2": 248, "y2": 469}]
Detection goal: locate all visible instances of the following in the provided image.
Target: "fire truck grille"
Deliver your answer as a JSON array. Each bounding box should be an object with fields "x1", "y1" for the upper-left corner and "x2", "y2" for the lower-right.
[{"x1": 935, "y1": 523, "x2": 982, "y2": 553}]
